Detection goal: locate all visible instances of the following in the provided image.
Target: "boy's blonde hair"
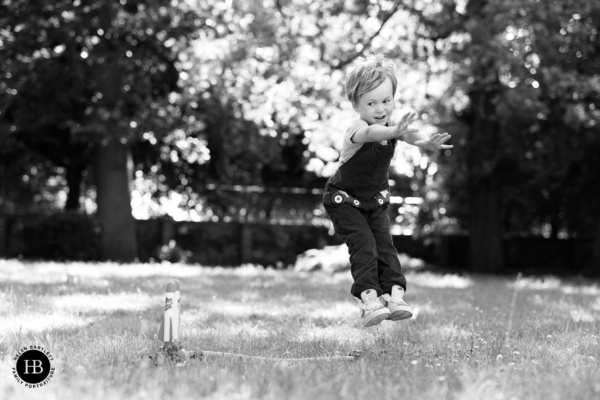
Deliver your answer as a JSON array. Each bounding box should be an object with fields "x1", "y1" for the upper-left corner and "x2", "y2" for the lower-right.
[{"x1": 345, "y1": 54, "x2": 397, "y2": 106}]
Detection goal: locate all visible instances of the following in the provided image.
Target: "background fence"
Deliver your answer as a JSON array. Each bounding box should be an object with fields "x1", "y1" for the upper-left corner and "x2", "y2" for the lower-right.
[{"x1": 0, "y1": 213, "x2": 594, "y2": 275}]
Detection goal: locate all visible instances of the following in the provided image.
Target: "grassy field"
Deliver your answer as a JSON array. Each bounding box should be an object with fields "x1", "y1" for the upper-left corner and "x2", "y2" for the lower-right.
[{"x1": 0, "y1": 259, "x2": 599, "y2": 400}]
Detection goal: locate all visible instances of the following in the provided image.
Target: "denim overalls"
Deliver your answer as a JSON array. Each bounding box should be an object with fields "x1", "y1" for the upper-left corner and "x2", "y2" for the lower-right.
[{"x1": 323, "y1": 138, "x2": 407, "y2": 298}]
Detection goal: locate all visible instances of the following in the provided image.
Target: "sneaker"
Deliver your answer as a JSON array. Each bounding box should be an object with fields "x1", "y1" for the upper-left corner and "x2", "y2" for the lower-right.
[
  {"x1": 359, "y1": 289, "x2": 390, "y2": 327},
  {"x1": 380, "y1": 286, "x2": 413, "y2": 321}
]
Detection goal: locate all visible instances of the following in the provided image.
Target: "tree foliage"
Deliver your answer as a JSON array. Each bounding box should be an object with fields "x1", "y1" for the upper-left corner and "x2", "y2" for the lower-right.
[
  {"x1": 0, "y1": 0, "x2": 200, "y2": 204},
  {"x1": 0, "y1": 0, "x2": 202, "y2": 259},
  {"x1": 415, "y1": 0, "x2": 600, "y2": 269},
  {"x1": 1, "y1": 0, "x2": 599, "y2": 268}
]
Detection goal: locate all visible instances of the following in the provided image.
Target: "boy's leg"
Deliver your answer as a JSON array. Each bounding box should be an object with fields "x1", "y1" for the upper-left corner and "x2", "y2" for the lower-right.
[
  {"x1": 325, "y1": 205, "x2": 382, "y2": 298},
  {"x1": 367, "y1": 206, "x2": 407, "y2": 294}
]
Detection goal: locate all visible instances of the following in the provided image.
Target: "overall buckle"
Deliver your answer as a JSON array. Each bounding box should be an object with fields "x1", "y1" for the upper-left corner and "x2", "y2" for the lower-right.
[
  {"x1": 330, "y1": 190, "x2": 362, "y2": 208},
  {"x1": 374, "y1": 190, "x2": 390, "y2": 206}
]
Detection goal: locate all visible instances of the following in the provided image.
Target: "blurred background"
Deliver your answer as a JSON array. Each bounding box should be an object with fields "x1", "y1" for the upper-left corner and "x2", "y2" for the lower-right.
[{"x1": 0, "y1": 0, "x2": 599, "y2": 275}]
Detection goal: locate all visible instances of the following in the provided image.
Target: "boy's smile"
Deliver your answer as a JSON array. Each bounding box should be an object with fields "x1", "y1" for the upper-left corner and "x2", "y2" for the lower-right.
[{"x1": 353, "y1": 77, "x2": 395, "y2": 126}]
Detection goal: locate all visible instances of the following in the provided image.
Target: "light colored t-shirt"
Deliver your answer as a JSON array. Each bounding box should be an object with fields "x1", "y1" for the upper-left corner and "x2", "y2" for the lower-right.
[{"x1": 339, "y1": 118, "x2": 401, "y2": 164}]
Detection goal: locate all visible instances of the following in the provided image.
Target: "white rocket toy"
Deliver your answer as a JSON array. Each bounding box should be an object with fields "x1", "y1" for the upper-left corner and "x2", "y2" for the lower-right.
[{"x1": 157, "y1": 279, "x2": 181, "y2": 344}]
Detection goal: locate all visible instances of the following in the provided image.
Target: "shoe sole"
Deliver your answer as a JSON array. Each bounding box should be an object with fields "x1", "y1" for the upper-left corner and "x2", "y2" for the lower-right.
[
  {"x1": 387, "y1": 306, "x2": 413, "y2": 321},
  {"x1": 363, "y1": 308, "x2": 391, "y2": 327}
]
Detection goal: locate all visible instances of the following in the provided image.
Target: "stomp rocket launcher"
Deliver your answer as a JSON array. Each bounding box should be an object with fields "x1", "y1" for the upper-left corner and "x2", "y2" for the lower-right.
[
  {"x1": 154, "y1": 279, "x2": 188, "y2": 363},
  {"x1": 146, "y1": 279, "x2": 360, "y2": 366},
  {"x1": 157, "y1": 279, "x2": 180, "y2": 344}
]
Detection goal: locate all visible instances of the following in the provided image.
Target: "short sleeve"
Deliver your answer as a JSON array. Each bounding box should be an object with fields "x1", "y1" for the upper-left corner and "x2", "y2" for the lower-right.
[
  {"x1": 338, "y1": 119, "x2": 368, "y2": 164},
  {"x1": 345, "y1": 119, "x2": 369, "y2": 144}
]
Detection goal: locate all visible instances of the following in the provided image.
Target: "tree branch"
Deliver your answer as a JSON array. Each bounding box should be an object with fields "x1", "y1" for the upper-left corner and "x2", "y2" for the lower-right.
[{"x1": 330, "y1": 1, "x2": 404, "y2": 70}]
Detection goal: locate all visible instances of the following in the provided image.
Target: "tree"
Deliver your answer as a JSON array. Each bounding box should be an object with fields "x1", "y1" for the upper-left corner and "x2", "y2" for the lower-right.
[
  {"x1": 0, "y1": 0, "x2": 201, "y2": 260},
  {"x1": 413, "y1": 0, "x2": 600, "y2": 271},
  {"x1": 143, "y1": 0, "x2": 422, "y2": 221},
  {"x1": 6, "y1": 0, "x2": 596, "y2": 271}
]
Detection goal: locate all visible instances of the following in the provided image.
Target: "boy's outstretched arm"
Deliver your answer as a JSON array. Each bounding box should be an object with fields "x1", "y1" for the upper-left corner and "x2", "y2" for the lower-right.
[
  {"x1": 405, "y1": 130, "x2": 453, "y2": 151},
  {"x1": 352, "y1": 113, "x2": 419, "y2": 143}
]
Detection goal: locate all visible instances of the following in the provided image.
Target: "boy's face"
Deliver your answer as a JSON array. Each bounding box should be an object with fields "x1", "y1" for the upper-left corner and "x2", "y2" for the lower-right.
[{"x1": 353, "y1": 77, "x2": 395, "y2": 126}]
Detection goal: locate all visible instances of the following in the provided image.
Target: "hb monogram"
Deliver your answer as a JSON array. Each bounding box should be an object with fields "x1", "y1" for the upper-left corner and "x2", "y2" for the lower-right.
[{"x1": 23, "y1": 359, "x2": 44, "y2": 374}]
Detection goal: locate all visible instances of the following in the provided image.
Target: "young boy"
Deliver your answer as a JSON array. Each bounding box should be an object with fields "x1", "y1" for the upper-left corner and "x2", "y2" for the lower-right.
[{"x1": 323, "y1": 54, "x2": 452, "y2": 328}]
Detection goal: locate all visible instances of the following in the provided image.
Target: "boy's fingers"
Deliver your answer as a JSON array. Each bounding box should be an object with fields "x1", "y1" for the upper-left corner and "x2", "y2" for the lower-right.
[
  {"x1": 431, "y1": 134, "x2": 451, "y2": 144},
  {"x1": 401, "y1": 112, "x2": 417, "y2": 122},
  {"x1": 414, "y1": 138, "x2": 453, "y2": 150}
]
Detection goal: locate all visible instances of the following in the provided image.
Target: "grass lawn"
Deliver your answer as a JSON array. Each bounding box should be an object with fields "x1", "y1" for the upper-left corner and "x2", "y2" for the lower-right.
[{"x1": 0, "y1": 259, "x2": 599, "y2": 400}]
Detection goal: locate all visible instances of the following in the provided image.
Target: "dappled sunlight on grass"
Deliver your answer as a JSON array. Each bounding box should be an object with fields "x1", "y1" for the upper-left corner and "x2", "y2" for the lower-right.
[
  {"x1": 514, "y1": 278, "x2": 600, "y2": 325},
  {"x1": 181, "y1": 308, "x2": 285, "y2": 341},
  {"x1": 206, "y1": 321, "x2": 273, "y2": 339},
  {"x1": 204, "y1": 300, "x2": 289, "y2": 318},
  {"x1": 1, "y1": 260, "x2": 599, "y2": 400},
  {"x1": 562, "y1": 285, "x2": 600, "y2": 296},
  {"x1": 295, "y1": 325, "x2": 364, "y2": 343},
  {"x1": 232, "y1": 289, "x2": 261, "y2": 302},
  {"x1": 307, "y1": 301, "x2": 355, "y2": 321},
  {"x1": 0, "y1": 259, "x2": 206, "y2": 285},
  {"x1": 0, "y1": 313, "x2": 92, "y2": 335},
  {"x1": 408, "y1": 272, "x2": 473, "y2": 289},
  {"x1": 514, "y1": 276, "x2": 562, "y2": 291},
  {"x1": 421, "y1": 323, "x2": 473, "y2": 340},
  {"x1": 569, "y1": 308, "x2": 597, "y2": 323},
  {"x1": 184, "y1": 298, "x2": 359, "y2": 334},
  {"x1": 408, "y1": 302, "x2": 438, "y2": 318},
  {"x1": 220, "y1": 264, "x2": 282, "y2": 277},
  {"x1": 50, "y1": 293, "x2": 156, "y2": 314},
  {"x1": 280, "y1": 292, "x2": 308, "y2": 304},
  {"x1": 514, "y1": 276, "x2": 600, "y2": 296},
  {"x1": 0, "y1": 290, "x2": 16, "y2": 314}
]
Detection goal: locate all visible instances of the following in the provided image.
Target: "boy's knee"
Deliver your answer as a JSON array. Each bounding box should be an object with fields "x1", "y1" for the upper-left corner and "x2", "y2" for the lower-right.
[
  {"x1": 348, "y1": 236, "x2": 377, "y2": 262},
  {"x1": 348, "y1": 231, "x2": 376, "y2": 249}
]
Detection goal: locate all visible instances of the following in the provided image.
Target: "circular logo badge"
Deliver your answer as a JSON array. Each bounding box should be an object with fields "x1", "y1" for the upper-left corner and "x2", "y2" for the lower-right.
[{"x1": 12, "y1": 346, "x2": 55, "y2": 388}]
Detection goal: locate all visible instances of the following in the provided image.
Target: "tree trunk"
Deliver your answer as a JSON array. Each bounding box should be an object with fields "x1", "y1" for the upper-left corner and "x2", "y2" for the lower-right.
[
  {"x1": 464, "y1": 0, "x2": 505, "y2": 272},
  {"x1": 92, "y1": 2, "x2": 137, "y2": 262},
  {"x1": 468, "y1": 176, "x2": 504, "y2": 272},
  {"x1": 65, "y1": 162, "x2": 83, "y2": 211},
  {"x1": 466, "y1": 89, "x2": 505, "y2": 272},
  {"x1": 96, "y1": 134, "x2": 138, "y2": 261}
]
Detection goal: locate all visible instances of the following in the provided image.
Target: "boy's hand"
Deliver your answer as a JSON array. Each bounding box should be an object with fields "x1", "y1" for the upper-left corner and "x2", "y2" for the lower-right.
[
  {"x1": 414, "y1": 132, "x2": 453, "y2": 150},
  {"x1": 394, "y1": 112, "x2": 418, "y2": 138}
]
